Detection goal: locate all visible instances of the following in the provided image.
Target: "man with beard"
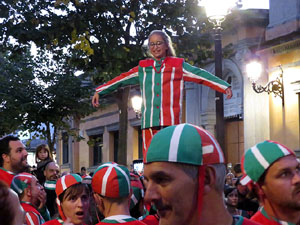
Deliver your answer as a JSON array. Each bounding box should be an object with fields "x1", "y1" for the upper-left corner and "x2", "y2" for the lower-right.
[
  {"x1": 0, "y1": 135, "x2": 29, "y2": 185},
  {"x1": 44, "y1": 161, "x2": 60, "y2": 217},
  {"x1": 11, "y1": 172, "x2": 47, "y2": 225},
  {"x1": 240, "y1": 140, "x2": 300, "y2": 225},
  {"x1": 143, "y1": 123, "x2": 260, "y2": 225}
]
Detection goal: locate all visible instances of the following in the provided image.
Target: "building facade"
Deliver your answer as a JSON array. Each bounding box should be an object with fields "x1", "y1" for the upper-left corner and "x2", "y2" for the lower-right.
[
  {"x1": 257, "y1": 0, "x2": 300, "y2": 154},
  {"x1": 56, "y1": 2, "x2": 300, "y2": 173}
]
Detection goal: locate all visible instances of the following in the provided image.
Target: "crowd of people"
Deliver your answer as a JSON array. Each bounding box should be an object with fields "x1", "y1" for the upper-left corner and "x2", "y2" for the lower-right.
[
  {"x1": 1, "y1": 30, "x2": 300, "y2": 225},
  {"x1": 1, "y1": 124, "x2": 300, "y2": 225}
]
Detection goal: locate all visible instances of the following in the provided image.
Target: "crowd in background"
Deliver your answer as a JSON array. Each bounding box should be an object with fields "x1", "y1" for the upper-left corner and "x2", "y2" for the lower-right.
[{"x1": 1, "y1": 29, "x2": 299, "y2": 225}]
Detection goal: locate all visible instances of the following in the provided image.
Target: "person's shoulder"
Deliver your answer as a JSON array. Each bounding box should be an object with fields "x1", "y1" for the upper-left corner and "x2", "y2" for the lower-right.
[
  {"x1": 25, "y1": 210, "x2": 42, "y2": 225},
  {"x1": 166, "y1": 56, "x2": 184, "y2": 63},
  {"x1": 139, "y1": 58, "x2": 154, "y2": 67},
  {"x1": 43, "y1": 219, "x2": 60, "y2": 225},
  {"x1": 97, "y1": 221, "x2": 146, "y2": 225},
  {"x1": 233, "y1": 215, "x2": 262, "y2": 225},
  {"x1": 141, "y1": 214, "x2": 159, "y2": 225},
  {"x1": 0, "y1": 168, "x2": 14, "y2": 186},
  {"x1": 162, "y1": 57, "x2": 184, "y2": 68},
  {"x1": 37, "y1": 159, "x2": 53, "y2": 169},
  {"x1": 250, "y1": 210, "x2": 266, "y2": 222},
  {"x1": 130, "y1": 220, "x2": 147, "y2": 224}
]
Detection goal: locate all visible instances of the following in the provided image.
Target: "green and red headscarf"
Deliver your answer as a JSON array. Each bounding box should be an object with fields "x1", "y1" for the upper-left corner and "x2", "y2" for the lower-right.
[
  {"x1": 146, "y1": 123, "x2": 224, "y2": 165},
  {"x1": 92, "y1": 162, "x2": 131, "y2": 198},
  {"x1": 55, "y1": 173, "x2": 83, "y2": 221},
  {"x1": 130, "y1": 172, "x2": 144, "y2": 210},
  {"x1": 11, "y1": 172, "x2": 35, "y2": 195},
  {"x1": 241, "y1": 140, "x2": 295, "y2": 186},
  {"x1": 145, "y1": 123, "x2": 225, "y2": 216}
]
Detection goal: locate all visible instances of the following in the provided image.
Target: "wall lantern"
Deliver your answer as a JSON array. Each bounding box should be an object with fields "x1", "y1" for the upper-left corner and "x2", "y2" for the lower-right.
[
  {"x1": 246, "y1": 61, "x2": 284, "y2": 106},
  {"x1": 131, "y1": 95, "x2": 142, "y2": 119}
]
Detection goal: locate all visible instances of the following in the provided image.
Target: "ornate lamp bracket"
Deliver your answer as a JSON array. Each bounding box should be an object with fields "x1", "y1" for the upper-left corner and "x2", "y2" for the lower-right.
[{"x1": 251, "y1": 66, "x2": 284, "y2": 106}]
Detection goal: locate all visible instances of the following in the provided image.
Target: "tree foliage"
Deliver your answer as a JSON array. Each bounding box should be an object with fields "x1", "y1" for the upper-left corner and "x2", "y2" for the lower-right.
[
  {"x1": 0, "y1": 0, "x2": 212, "y2": 80},
  {"x1": 0, "y1": 49, "x2": 94, "y2": 151},
  {"x1": 0, "y1": 0, "x2": 214, "y2": 162}
]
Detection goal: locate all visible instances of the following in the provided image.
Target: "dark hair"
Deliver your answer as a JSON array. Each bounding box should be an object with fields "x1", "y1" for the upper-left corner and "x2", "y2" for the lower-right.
[
  {"x1": 224, "y1": 186, "x2": 237, "y2": 197},
  {"x1": 81, "y1": 167, "x2": 86, "y2": 171},
  {"x1": 0, "y1": 136, "x2": 20, "y2": 167},
  {"x1": 233, "y1": 163, "x2": 242, "y2": 174},
  {"x1": 0, "y1": 181, "x2": 15, "y2": 225},
  {"x1": 35, "y1": 144, "x2": 53, "y2": 163},
  {"x1": 59, "y1": 183, "x2": 90, "y2": 203},
  {"x1": 248, "y1": 169, "x2": 268, "y2": 201}
]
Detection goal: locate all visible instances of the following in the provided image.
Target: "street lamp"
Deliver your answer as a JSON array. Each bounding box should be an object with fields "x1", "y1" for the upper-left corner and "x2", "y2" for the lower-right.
[
  {"x1": 203, "y1": 0, "x2": 234, "y2": 150},
  {"x1": 246, "y1": 61, "x2": 284, "y2": 106},
  {"x1": 131, "y1": 95, "x2": 142, "y2": 119}
]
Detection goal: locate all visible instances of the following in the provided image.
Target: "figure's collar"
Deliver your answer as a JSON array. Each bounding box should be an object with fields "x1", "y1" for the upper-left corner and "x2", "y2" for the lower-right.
[
  {"x1": 20, "y1": 201, "x2": 35, "y2": 207},
  {"x1": 102, "y1": 215, "x2": 136, "y2": 223},
  {"x1": 0, "y1": 167, "x2": 14, "y2": 175},
  {"x1": 153, "y1": 57, "x2": 166, "y2": 64},
  {"x1": 260, "y1": 206, "x2": 297, "y2": 225}
]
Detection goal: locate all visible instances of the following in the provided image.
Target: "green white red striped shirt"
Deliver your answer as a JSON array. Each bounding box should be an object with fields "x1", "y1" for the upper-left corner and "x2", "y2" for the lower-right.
[
  {"x1": 96, "y1": 57, "x2": 230, "y2": 129},
  {"x1": 251, "y1": 207, "x2": 297, "y2": 225}
]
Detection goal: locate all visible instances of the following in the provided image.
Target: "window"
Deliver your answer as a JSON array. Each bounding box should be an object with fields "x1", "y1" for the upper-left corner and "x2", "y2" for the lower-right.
[
  {"x1": 138, "y1": 127, "x2": 143, "y2": 159},
  {"x1": 62, "y1": 132, "x2": 69, "y2": 164},
  {"x1": 89, "y1": 135, "x2": 103, "y2": 166}
]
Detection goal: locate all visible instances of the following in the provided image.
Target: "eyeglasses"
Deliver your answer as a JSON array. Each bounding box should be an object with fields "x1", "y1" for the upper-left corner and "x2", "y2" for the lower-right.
[{"x1": 149, "y1": 41, "x2": 165, "y2": 48}]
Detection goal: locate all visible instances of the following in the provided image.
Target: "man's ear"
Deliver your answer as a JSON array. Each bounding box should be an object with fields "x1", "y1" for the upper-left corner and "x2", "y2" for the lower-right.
[
  {"x1": 2, "y1": 153, "x2": 10, "y2": 164},
  {"x1": 203, "y1": 166, "x2": 216, "y2": 194},
  {"x1": 24, "y1": 187, "x2": 32, "y2": 198},
  {"x1": 255, "y1": 184, "x2": 266, "y2": 202},
  {"x1": 43, "y1": 169, "x2": 47, "y2": 177},
  {"x1": 93, "y1": 193, "x2": 104, "y2": 212},
  {"x1": 93, "y1": 193, "x2": 101, "y2": 205}
]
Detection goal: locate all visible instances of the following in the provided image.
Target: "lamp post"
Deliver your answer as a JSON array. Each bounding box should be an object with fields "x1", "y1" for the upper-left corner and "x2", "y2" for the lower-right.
[{"x1": 203, "y1": 0, "x2": 234, "y2": 150}]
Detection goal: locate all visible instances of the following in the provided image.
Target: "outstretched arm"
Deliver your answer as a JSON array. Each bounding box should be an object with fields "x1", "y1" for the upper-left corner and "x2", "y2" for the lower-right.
[
  {"x1": 92, "y1": 66, "x2": 139, "y2": 107},
  {"x1": 225, "y1": 87, "x2": 233, "y2": 99},
  {"x1": 182, "y1": 62, "x2": 231, "y2": 94},
  {"x1": 92, "y1": 92, "x2": 99, "y2": 108}
]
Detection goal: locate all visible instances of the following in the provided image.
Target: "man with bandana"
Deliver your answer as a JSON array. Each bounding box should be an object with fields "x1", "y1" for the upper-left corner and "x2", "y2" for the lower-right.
[
  {"x1": 143, "y1": 123, "x2": 260, "y2": 225},
  {"x1": 11, "y1": 172, "x2": 47, "y2": 225},
  {"x1": 240, "y1": 140, "x2": 300, "y2": 225},
  {"x1": 129, "y1": 172, "x2": 159, "y2": 225},
  {"x1": 92, "y1": 162, "x2": 147, "y2": 225}
]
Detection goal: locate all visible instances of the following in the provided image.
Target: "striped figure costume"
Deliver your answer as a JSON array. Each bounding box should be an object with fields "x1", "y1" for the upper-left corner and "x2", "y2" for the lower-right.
[{"x1": 95, "y1": 57, "x2": 230, "y2": 160}]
